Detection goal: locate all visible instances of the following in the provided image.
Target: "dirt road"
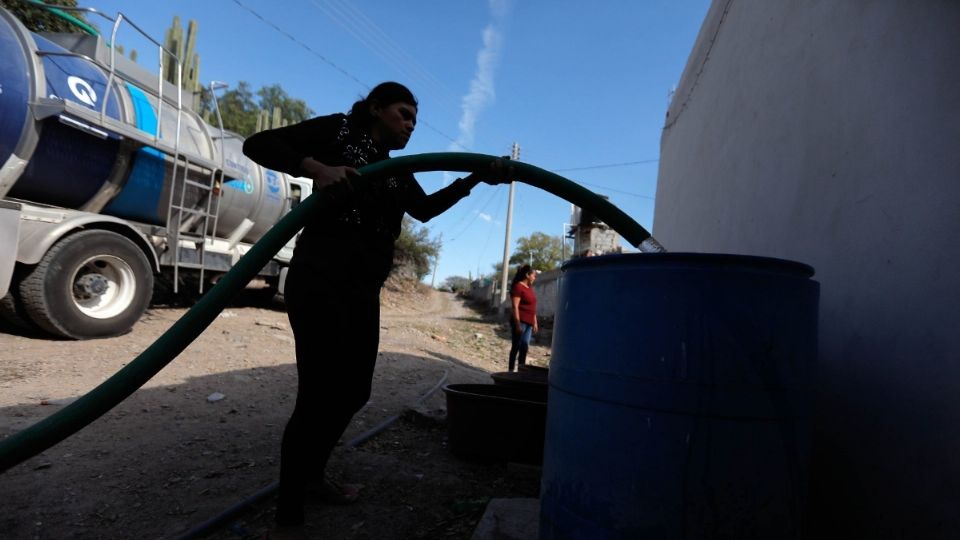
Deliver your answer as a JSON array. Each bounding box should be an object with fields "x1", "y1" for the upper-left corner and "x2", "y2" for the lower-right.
[{"x1": 0, "y1": 283, "x2": 550, "y2": 539}]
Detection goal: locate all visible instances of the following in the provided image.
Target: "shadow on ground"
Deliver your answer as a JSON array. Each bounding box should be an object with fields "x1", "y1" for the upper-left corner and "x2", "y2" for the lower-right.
[
  {"x1": 0, "y1": 287, "x2": 288, "y2": 340},
  {"x1": 0, "y1": 348, "x2": 540, "y2": 539}
]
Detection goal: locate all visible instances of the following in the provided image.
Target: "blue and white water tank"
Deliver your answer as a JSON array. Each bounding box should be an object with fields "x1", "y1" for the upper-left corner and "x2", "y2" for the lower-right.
[{"x1": 0, "y1": 7, "x2": 293, "y2": 245}]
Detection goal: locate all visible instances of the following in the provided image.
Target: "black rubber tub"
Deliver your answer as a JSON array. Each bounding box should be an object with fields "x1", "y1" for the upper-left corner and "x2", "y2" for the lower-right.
[
  {"x1": 442, "y1": 383, "x2": 547, "y2": 465},
  {"x1": 490, "y1": 366, "x2": 549, "y2": 389}
]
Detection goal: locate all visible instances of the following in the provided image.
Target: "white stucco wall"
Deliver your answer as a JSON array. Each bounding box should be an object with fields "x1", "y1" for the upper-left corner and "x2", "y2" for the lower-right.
[
  {"x1": 531, "y1": 268, "x2": 560, "y2": 320},
  {"x1": 655, "y1": 1, "x2": 960, "y2": 537},
  {"x1": 470, "y1": 269, "x2": 561, "y2": 323}
]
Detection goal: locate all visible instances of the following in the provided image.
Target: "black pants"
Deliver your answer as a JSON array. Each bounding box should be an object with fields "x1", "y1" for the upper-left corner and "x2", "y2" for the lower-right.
[{"x1": 275, "y1": 264, "x2": 381, "y2": 526}]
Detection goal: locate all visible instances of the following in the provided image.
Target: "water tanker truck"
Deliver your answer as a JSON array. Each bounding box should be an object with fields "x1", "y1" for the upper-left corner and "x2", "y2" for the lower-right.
[{"x1": 0, "y1": 6, "x2": 313, "y2": 339}]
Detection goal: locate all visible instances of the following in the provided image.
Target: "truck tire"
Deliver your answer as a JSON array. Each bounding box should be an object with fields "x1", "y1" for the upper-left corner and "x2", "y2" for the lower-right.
[
  {"x1": 0, "y1": 290, "x2": 36, "y2": 333},
  {"x1": 18, "y1": 230, "x2": 154, "y2": 339},
  {"x1": 0, "y1": 266, "x2": 40, "y2": 334}
]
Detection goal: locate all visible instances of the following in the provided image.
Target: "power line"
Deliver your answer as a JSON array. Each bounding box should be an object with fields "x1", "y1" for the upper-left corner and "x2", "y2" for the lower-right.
[
  {"x1": 230, "y1": 0, "x2": 465, "y2": 149},
  {"x1": 233, "y1": 3, "x2": 654, "y2": 199},
  {"x1": 231, "y1": 0, "x2": 369, "y2": 89},
  {"x1": 547, "y1": 158, "x2": 659, "y2": 199},
  {"x1": 576, "y1": 181, "x2": 655, "y2": 200},
  {"x1": 476, "y1": 186, "x2": 506, "y2": 273},
  {"x1": 551, "y1": 158, "x2": 659, "y2": 172},
  {"x1": 305, "y1": 0, "x2": 459, "y2": 110},
  {"x1": 444, "y1": 183, "x2": 496, "y2": 237},
  {"x1": 448, "y1": 184, "x2": 504, "y2": 242},
  {"x1": 424, "y1": 123, "x2": 469, "y2": 151}
]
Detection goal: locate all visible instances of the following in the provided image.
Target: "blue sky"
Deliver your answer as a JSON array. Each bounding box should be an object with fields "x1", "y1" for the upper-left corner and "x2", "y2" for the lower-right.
[{"x1": 82, "y1": 0, "x2": 710, "y2": 284}]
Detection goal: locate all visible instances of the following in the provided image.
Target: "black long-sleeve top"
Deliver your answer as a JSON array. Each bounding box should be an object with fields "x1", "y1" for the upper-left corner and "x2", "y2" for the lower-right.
[{"x1": 243, "y1": 113, "x2": 475, "y2": 284}]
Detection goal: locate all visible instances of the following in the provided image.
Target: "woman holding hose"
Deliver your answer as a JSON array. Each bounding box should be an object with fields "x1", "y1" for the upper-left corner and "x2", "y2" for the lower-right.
[{"x1": 243, "y1": 81, "x2": 509, "y2": 537}]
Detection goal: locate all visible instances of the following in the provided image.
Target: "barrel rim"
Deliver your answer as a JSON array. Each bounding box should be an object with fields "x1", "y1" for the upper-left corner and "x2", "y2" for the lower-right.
[
  {"x1": 561, "y1": 252, "x2": 815, "y2": 277},
  {"x1": 442, "y1": 383, "x2": 547, "y2": 406}
]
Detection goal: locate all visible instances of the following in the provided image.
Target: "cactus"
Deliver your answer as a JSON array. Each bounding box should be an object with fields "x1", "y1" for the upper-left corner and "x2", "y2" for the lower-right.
[
  {"x1": 162, "y1": 17, "x2": 181, "y2": 84},
  {"x1": 163, "y1": 16, "x2": 202, "y2": 109},
  {"x1": 271, "y1": 106, "x2": 282, "y2": 130}
]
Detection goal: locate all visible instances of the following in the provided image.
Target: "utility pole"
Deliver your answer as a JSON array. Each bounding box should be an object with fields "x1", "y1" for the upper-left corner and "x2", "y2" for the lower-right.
[
  {"x1": 498, "y1": 142, "x2": 520, "y2": 314},
  {"x1": 430, "y1": 233, "x2": 442, "y2": 289},
  {"x1": 561, "y1": 223, "x2": 567, "y2": 261}
]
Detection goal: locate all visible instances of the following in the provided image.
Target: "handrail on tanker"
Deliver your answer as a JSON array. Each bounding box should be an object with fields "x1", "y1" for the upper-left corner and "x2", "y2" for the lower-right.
[{"x1": 0, "y1": 152, "x2": 665, "y2": 472}]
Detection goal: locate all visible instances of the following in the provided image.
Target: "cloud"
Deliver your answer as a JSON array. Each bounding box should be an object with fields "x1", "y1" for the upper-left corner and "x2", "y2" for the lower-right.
[
  {"x1": 488, "y1": 0, "x2": 511, "y2": 19},
  {"x1": 454, "y1": 25, "x2": 501, "y2": 151},
  {"x1": 444, "y1": 0, "x2": 510, "y2": 184},
  {"x1": 475, "y1": 211, "x2": 501, "y2": 226}
]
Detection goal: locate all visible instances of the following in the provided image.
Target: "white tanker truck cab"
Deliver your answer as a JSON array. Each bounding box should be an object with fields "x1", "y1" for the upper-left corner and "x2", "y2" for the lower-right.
[{"x1": 0, "y1": 6, "x2": 313, "y2": 339}]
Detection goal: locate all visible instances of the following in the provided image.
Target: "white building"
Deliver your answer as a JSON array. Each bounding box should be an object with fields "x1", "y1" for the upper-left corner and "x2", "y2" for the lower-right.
[
  {"x1": 655, "y1": 1, "x2": 960, "y2": 537},
  {"x1": 568, "y1": 203, "x2": 622, "y2": 257}
]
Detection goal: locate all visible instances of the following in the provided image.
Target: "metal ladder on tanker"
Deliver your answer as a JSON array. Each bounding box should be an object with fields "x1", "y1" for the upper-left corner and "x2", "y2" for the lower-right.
[
  {"x1": 165, "y1": 157, "x2": 223, "y2": 294},
  {"x1": 21, "y1": 6, "x2": 228, "y2": 294}
]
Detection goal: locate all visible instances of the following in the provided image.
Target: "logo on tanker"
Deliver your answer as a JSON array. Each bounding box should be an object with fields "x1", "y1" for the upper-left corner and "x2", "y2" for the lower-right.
[
  {"x1": 224, "y1": 178, "x2": 254, "y2": 194},
  {"x1": 265, "y1": 170, "x2": 281, "y2": 194},
  {"x1": 264, "y1": 170, "x2": 282, "y2": 201},
  {"x1": 67, "y1": 76, "x2": 97, "y2": 107}
]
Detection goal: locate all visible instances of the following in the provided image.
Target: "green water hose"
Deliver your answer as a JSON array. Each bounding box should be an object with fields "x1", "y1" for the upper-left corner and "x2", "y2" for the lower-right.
[
  {"x1": 0, "y1": 152, "x2": 662, "y2": 472},
  {"x1": 23, "y1": 0, "x2": 100, "y2": 37}
]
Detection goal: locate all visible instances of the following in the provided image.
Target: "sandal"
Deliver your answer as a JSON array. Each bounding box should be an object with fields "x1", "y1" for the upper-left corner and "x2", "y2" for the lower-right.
[{"x1": 308, "y1": 477, "x2": 362, "y2": 505}]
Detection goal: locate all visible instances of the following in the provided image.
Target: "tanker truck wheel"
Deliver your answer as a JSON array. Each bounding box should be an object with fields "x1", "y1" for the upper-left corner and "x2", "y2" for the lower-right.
[
  {"x1": 0, "y1": 264, "x2": 38, "y2": 333},
  {"x1": 0, "y1": 290, "x2": 37, "y2": 334},
  {"x1": 18, "y1": 230, "x2": 154, "y2": 339}
]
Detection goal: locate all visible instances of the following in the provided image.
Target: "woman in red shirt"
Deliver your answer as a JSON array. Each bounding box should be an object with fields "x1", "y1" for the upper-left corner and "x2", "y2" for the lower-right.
[{"x1": 509, "y1": 264, "x2": 538, "y2": 371}]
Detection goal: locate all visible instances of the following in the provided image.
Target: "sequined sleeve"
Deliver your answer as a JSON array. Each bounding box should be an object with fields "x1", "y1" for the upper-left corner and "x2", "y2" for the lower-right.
[{"x1": 242, "y1": 114, "x2": 343, "y2": 176}]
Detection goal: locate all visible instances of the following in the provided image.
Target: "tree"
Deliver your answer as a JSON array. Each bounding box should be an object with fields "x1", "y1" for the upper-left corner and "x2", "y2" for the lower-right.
[
  {"x1": 257, "y1": 84, "x2": 314, "y2": 125},
  {"x1": 508, "y1": 232, "x2": 566, "y2": 271},
  {"x1": 206, "y1": 81, "x2": 258, "y2": 136},
  {"x1": 0, "y1": 0, "x2": 95, "y2": 34},
  {"x1": 442, "y1": 275, "x2": 472, "y2": 294},
  {"x1": 199, "y1": 81, "x2": 315, "y2": 137},
  {"x1": 393, "y1": 217, "x2": 441, "y2": 281}
]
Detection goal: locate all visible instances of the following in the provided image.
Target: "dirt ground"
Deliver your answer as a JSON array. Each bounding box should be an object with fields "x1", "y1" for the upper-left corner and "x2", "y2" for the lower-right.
[{"x1": 0, "y1": 280, "x2": 551, "y2": 539}]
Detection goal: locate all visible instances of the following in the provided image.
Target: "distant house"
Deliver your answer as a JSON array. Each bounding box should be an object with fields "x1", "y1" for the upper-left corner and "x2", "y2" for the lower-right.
[{"x1": 568, "y1": 202, "x2": 622, "y2": 257}]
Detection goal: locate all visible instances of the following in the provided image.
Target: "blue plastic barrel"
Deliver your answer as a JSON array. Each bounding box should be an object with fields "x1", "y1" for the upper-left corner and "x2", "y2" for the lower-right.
[{"x1": 540, "y1": 253, "x2": 819, "y2": 539}]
